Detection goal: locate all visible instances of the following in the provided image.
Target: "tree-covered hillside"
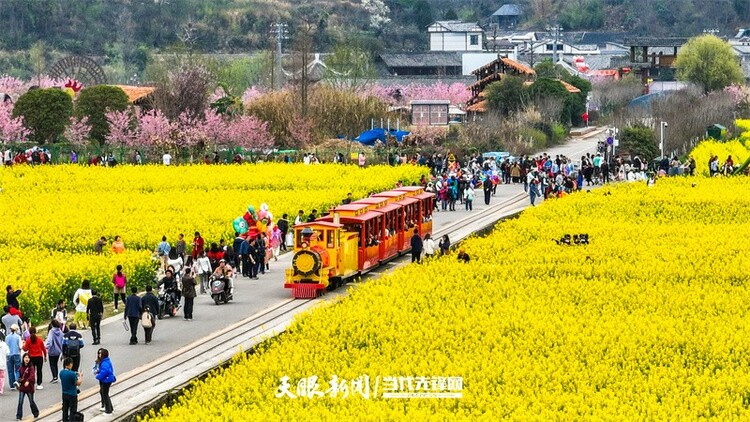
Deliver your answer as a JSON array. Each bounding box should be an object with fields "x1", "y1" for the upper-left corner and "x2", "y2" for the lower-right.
[{"x1": 0, "y1": 0, "x2": 748, "y2": 80}]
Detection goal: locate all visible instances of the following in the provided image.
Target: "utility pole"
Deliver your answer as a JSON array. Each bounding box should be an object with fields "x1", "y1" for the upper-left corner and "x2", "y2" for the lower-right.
[
  {"x1": 553, "y1": 24, "x2": 561, "y2": 64},
  {"x1": 270, "y1": 22, "x2": 288, "y2": 91}
]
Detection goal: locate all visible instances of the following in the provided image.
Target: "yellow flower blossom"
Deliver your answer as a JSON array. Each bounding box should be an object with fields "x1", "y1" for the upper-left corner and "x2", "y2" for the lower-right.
[
  {"x1": 142, "y1": 177, "x2": 750, "y2": 420},
  {"x1": 0, "y1": 163, "x2": 424, "y2": 323}
]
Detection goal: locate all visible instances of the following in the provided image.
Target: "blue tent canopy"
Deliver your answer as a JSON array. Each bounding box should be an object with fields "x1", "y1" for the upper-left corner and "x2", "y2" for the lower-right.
[
  {"x1": 355, "y1": 128, "x2": 410, "y2": 145},
  {"x1": 627, "y1": 92, "x2": 670, "y2": 110}
]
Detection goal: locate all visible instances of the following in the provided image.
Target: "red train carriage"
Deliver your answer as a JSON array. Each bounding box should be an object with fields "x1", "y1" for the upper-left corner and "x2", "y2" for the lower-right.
[{"x1": 284, "y1": 187, "x2": 434, "y2": 298}]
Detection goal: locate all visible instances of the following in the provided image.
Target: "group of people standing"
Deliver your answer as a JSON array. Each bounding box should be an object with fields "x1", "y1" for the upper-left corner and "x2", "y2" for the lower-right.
[{"x1": 0, "y1": 286, "x2": 116, "y2": 420}]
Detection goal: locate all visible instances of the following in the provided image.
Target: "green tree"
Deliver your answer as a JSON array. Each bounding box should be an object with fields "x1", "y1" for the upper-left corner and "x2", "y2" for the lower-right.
[
  {"x1": 529, "y1": 78, "x2": 572, "y2": 124},
  {"x1": 675, "y1": 34, "x2": 744, "y2": 93},
  {"x1": 621, "y1": 124, "x2": 659, "y2": 162},
  {"x1": 534, "y1": 59, "x2": 569, "y2": 79},
  {"x1": 13, "y1": 88, "x2": 74, "y2": 144},
  {"x1": 559, "y1": 0, "x2": 605, "y2": 29},
  {"x1": 443, "y1": 8, "x2": 458, "y2": 20},
  {"x1": 412, "y1": 0, "x2": 433, "y2": 30},
  {"x1": 564, "y1": 75, "x2": 593, "y2": 126},
  {"x1": 484, "y1": 76, "x2": 529, "y2": 116},
  {"x1": 75, "y1": 85, "x2": 130, "y2": 145}
]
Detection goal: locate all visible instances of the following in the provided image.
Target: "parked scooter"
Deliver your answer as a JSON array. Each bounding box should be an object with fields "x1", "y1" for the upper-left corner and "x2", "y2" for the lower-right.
[{"x1": 210, "y1": 275, "x2": 233, "y2": 305}]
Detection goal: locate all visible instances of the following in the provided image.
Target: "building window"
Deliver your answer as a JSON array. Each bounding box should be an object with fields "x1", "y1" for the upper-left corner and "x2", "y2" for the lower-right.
[{"x1": 470, "y1": 35, "x2": 479, "y2": 46}]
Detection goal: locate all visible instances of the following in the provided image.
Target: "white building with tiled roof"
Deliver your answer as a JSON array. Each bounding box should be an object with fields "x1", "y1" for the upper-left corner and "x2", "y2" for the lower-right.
[{"x1": 428, "y1": 21, "x2": 484, "y2": 52}]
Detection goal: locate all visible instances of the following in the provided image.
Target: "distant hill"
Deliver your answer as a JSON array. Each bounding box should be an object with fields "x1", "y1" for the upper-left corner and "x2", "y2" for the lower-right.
[{"x1": 0, "y1": 0, "x2": 746, "y2": 74}]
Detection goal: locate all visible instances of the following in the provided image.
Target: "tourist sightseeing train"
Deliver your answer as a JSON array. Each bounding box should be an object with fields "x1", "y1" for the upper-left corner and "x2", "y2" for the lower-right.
[{"x1": 284, "y1": 186, "x2": 434, "y2": 298}]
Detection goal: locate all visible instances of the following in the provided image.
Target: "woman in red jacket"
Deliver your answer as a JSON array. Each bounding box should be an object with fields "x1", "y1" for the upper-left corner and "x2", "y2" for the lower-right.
[
  {"x1": 22, "y1": 327, "x2": 48, "y2": 389},
  {"x1": 206, "y1": 242, "x2": 224, "y2": 271},
  {"x1": 16, "y1": 353, "x2": 40, "y2": 419}
]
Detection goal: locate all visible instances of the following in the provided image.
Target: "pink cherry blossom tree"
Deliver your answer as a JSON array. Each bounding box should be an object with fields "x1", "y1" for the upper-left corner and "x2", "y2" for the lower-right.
[
  {"x1": 0, "y1": 102, "x2": 29, "y2": 144},
  {"x1": 0, "y1": 76, "x2": 27, "y2": 99},
  {"x1": 63, "y1": 116, "x2": 92, "y2": 147},
  {"x1": 364, "y1": 82, "x2": 471, "y2": 107},
  {"x1": 241, "y1": 86, "x2": 266, "y2": 104},
  {"x1": 202, "y1": 108, "x2": 230, "y2": 148},
  {"x1": 136, "y1": 109, "x2": 174, "y2": 151},
  {"x1": 226, "y1": 115, "x2": 275, "y2": 151},
  {"x1": 286, "y1": 116, "x2": 315, "y2": 149},
  {"x1": 105, "y1": 109, "x2": 136, "y2": 148}
]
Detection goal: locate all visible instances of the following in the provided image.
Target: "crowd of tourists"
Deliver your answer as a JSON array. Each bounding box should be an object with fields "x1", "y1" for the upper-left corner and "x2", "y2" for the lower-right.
[{"x1": 1, "y1": 286, "x2": 115, "y2": 420}]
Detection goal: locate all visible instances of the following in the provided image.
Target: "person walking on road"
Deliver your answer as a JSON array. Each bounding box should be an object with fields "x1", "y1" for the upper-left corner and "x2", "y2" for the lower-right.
[
  {"x1": 94, "y1": 348, "x2": 115, "y2": 414},
  {"x1": 192, "y1": 231, "x2": 205, "y2": 260},
  {"x1": 239, "y1": 237, "x2": 252, "y2": 278},
  {"x1": 72, "y1": 280, "x2": 92, "y2": 330},
  {"x1": 45, "y1": 320, "x2": 64, "y2": 383},
  {"x1": 141, "y1": 286, "x2": 159, "y2": 345},
  {"x1": 528, "y1": 170, "x2": 541, "y2": 206},
  {"x1": 410, "y1": 229, "x2": 423, "y2": 264},
  {"x1": 156, "y1": 236, "x2": 171, "y2": 272},
  {"x1": 60, "y1": 357, "x2": 82, "y2": 422},
  {"x1": 3, "y1": 306, "x2": 23, "y2": 335},
  {"x1": 87, "y1": 290, "x2": 104, "y2": 345},
  {"x1": 16, "y1": 353, "x2": 40, "y2": 420},
  {"x1": 112, "y1": 265, "x2": 127, "y2": 312},
  {"x1": 464, "y1": 184, "x2": 474, "y2": 211},
  {"x1": 232, "y1": 232, "x2": 244, "y2": 270},
  {"x1": 182, "y1": 268, "x2": 197, "y2": 321},
  {"x1": 278, "y1": 214, "x2": 289, "y2": 251},
  {"x1": 197, "y1": 251, "x2": 212, "y2": 294},
  {"x1": 175, "y1": 233, "x2": 187, "y2": 263},
  {"x1": 63, "y1": 323, "x2": 84, "y2": 372},
  {"x1": 50, "y1": 300, "x2": 67, "y2": 327},
  {"x1": 6, "y1": 324, "x2": 22, "y2": 390},
  {"x1": 483, "y1": 176, "x2": 492, "y2": 205},
  {"x1": 22, "y1": 327, "x2": 47, "y2": 389},
  {"x1": 124, "y1": 287, "x2": 141, "y2": 345}
]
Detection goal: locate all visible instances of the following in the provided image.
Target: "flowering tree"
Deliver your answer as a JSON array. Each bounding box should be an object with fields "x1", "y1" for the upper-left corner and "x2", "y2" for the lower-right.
[
  {"x1": 0, "y1": 102, "x2": 29, "y2": 144},
  {"x1": 0, "y1": 76, "x2": 26, "y2": 99},
  {"x1": 286, "y1": 116, "x2": 315, "y2": 149},
  {"x1": 105, "y1": 110, "x2": 136, "y2": 148},
  {"x1": 136, "y1": 109, "x2": 174, "y2": 151},
  {"x1": 364, "y1": 82, "x2": 471, "y2": 107},
  {"x1": 226, "y1": 115, "x2": 275, "y2": 150},
  {"x1": 0, "y1": 75, "x2": 66, "y2": 99},
  {"x1": 202, "y1": 108, "x2": 230, "y2": 147},
  {"x1": 241, "y1": 86, "x2": 266, "y2": 104},
  {"x1": 176, "y1": 112, "x2": 204, "y2": 150},
  {"x1": 63, "y1": 116, "x2": 92, "y2": 147},
  {"x1": 405, "y1": 125, "x2": 449, "y2": 146},
  {"x1": 362, "y1": 0, "x2": 391, "y2": 28}
]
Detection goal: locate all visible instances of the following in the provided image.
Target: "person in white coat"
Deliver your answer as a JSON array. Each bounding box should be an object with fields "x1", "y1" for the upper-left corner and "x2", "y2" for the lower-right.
[{"x1": 422, "y1": 234, "x2": 436, "y2": 260}]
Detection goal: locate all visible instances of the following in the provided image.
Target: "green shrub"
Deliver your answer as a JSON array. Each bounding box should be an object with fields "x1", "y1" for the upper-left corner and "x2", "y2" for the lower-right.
[
  {"x1": 13, "y1": 88, "x2": 74, "y2": 144},
  {"x1": 551, "y1": 123, "x2": 568, "y2": 144},
  {"x1": 522, "y1": 128, "x2": 548, "y2": 149},
  {"x1": 75, "y1": 85, "x2": 130, "y2": 145}
]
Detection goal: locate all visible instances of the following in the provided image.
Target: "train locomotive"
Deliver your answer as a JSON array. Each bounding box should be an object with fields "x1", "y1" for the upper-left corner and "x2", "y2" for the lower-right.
[{"x1": 284, "y1": 187, "x2": 434, "y2": 298}]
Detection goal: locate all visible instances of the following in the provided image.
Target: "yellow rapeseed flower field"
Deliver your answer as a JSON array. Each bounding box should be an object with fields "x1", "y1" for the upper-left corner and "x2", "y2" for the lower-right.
[
  {"x1": 144, "y1": 177, "x2": 750, "y2": 420},
  {"x1": 0, "y1": 163, "x2": 425, "y2": 322}
]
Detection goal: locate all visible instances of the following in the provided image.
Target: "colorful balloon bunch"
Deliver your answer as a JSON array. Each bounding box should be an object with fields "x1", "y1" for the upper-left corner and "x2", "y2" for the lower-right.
[{"x1": 233, "y1": 203, "x2": 274, "y2": 239}]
